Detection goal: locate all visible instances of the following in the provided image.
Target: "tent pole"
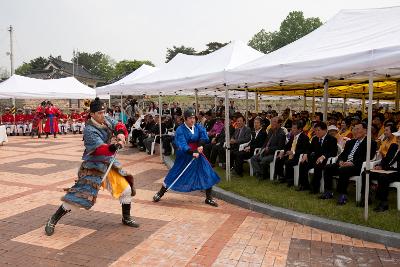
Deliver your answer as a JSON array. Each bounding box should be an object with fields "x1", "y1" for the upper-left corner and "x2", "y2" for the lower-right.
[
  {"x1": 194, "y1": 89, "x2": 199, "y2": 117},
  {"x1": 303, "y1": 92, "x2": 307, "y2": 111},
  {"x1": 158, "y1": 94, "x2": 163, "y2": 161},
  {"x1": 245, "y1": 88, "x2": 249, "y2": 126},
  {"x1": 255, "y1": 91, "x2": 259, "y2": 113},
  {"x1": 323, "y1": 79, "x2": 329, "y2": 122},
  {"x1": 364, "y1": 74, "x2": 374, "y2": 221},
  {"x1": 312, "y1": 90, "x2": 316, "y2": 115},
  {"x1": 361, "y1": 88, "x2": 366, "y2": 118},
  {"x1": 396, "y1": 81, "x2": 400, "y2": 112},
  {"x1": 343, "y1": 96, "x2": 347, "y2": 115},
  {"x1": 120, "y1": 93, "x2": 124, "y2": 123},
  {"x1": 224, "y1": 84, "x2": 230, "y2": 182},
  {"x1": 108, "y1": 94, "x2": 111, "y2": 108}
]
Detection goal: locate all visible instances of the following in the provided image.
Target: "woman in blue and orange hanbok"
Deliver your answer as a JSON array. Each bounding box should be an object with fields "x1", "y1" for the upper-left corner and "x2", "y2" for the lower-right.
[{"x1": 153, "y1": 108, "x2": 220, "y2": 207}]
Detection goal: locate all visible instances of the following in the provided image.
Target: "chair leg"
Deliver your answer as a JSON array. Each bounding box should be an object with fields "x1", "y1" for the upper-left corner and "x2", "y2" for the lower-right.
[
  {"x1": 151, "y1": 142, "x2": 155, "y2": 155},
  {"x1": 294, "y1": 166, "x2": 299, "y2": 187},
  {"x1": 269, "y1": 162, "x2": 274, "y2": 181},
  {"x1": 249, "y1": 161, "x2": 254, "y2": 176},
  {"x1": 396, "y1": 187, "x2": 400, "y2": 211},
  {"x1": 356, "y1": 177, "x2": 361, "y2": 203}
]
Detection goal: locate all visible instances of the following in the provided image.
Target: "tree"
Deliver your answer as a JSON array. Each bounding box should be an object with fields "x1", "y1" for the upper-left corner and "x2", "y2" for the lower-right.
[
  {"x1": 113, "y1": 60, "x2": 154, "y2": 78},
  {"x1": 15, "y1": 62, "x2": 32, "y2": 75},
  {"x1": 73, "y1": 51, "x2": 115, "y2": 80},
  {"x1": 248, "y1": 11, "x2": 322, "y2": 53},
  {"x1": 247, "y1": 30, "x2": 278, "y2": 54},
  {"x1": 272, "y1": 11, "x2": 323, "y2": 50},
  {"x1": 197, "y1": 42, "x2": 229, "y2": 55},
  {"x1": 165, "y1": 45, "x2": 196, "y2": 63},
  {"x1": 30, "y1": 56, "x2": 49, "y2": 70}
]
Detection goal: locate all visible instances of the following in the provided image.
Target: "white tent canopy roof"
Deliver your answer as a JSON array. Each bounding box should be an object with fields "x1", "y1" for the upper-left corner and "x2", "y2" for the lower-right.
[
  {"x1": 227, "y1": 6, "x2": 400, "y2": 87},
  {"x1": 0, "y1": 75, "x2": 96, "y2": 99},
  {"x1": 96, "y1": 64, "x2": 159, "y2": 95},
  {"x1": 118, "y1": 41, "x2": 264, "y2": 94}
]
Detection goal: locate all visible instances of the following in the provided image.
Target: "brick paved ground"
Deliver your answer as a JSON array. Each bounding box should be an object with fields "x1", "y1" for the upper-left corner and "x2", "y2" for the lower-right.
[{"x1": 0, "y1": 135, "x2": 399, "y2": 267}]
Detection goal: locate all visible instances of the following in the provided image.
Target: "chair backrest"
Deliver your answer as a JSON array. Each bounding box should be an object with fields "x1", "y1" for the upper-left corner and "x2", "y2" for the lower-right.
[
  {"x1": 337, "y1": 144, "x2": 342, "y2": 155},
  {"x1": 254, "y1": 148, "x2": 261, "y2": 155}
]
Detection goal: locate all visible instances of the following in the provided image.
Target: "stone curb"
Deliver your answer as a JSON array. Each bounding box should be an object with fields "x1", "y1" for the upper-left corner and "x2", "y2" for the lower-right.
[{"x1": 163, "y1": 156, "x2": 400, "y2": 248}]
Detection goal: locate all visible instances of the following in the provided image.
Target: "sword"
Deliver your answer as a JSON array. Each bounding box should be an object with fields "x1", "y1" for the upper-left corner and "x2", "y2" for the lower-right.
[
  {"x1": 101, "y1": 145, "x2": 122, "y2": 183},
  {"x1": 166, "y1": 157, "x2": 196, "y2": 192}
]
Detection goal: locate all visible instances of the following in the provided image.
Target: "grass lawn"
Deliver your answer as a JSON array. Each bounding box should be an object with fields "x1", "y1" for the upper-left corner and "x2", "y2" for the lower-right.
[{"x1": 214, "y1": 166, "x2": 400, "y2": 233}]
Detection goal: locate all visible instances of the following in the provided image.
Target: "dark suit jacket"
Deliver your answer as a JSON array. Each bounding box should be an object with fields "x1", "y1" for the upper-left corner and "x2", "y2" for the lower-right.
[
  {"x1": 338, "y1": 138, "x2": 377, "y2": 170},
  {"x1": 249, "y1": 129, "x2": 267, "y2": 154},
  {"x1": 293, "y1": 132, "x2": 310, "y2": 161},
  {"x1": 263, "y1": 127, "x2": 286, "y2": 156},
  {"x1": 233, "y1": 126, "x2": 252, "y2": 145},
  {"x1": 380, "y1": 143, "x2": 400, "y2": 171},
  {"x1": 309, "y1": 134, "x2": 338, "y2": 163}
]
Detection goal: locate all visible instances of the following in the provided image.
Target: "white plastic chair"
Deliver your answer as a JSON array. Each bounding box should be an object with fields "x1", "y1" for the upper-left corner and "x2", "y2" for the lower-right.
[
  {"x1": 389, "y1": 182, "x2": 400, "y2": 211},
  {"x1": 349, "y1": 159, "x2": 380, "y2": 203},
  {"x1": 293, "y1": 154, "x2": 305, "y2": 187},
  {"x1": 245, "y1": 148, "x2": 261, "y2": 176},
  {"x1": 270, "y1": 150, "x2": 284, "y2": 180}
]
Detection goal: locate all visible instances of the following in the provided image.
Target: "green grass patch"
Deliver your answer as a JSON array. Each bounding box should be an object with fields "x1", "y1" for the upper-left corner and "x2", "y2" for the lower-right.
[{"x1": 214, "y1": 167, "x2": 400, "y2": 233}]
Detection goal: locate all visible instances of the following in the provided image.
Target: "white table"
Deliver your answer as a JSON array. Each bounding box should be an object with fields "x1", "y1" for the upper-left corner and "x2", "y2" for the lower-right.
[{"x1": 0, "y1": 125, "x2": 8, "y2": 145}]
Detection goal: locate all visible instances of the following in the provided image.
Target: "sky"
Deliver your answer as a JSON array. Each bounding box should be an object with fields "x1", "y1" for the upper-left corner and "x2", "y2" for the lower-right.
[{"x1": 0, "y1": 0, "x2": 399, "y2": 75}]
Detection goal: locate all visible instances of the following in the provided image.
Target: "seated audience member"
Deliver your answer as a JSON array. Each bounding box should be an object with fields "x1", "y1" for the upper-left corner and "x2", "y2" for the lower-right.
[
  {"x1": 216, "y1": 115, "x2": 251, "y2": 168},
  {"x1": 251, "y1": 116, "x2": 286, "y2": 180},
  {"x1": 378, "y1": 123, "x2": 398, "y2": 158},
  {"x1": 232, "y1": 117, "x2": 267, "y2": 177},
  {"x1": 322, "y1": 122, "x2": 377, "y2": 205},
  {"x1": 339, "y1": 118, "x2": 353, "y2": 139},
  {"x1": 361, "y1": 131, "x2": 400, "y2": 211},
  {"x1": 298, "y1": 122, "x2": 338, "y2": 192},
  {"x1": 328, "y1": 125, "x2": 348, "y2": 150},
  {"x1": 275, "y1": 120, "x2": 310, "y2": 186}
]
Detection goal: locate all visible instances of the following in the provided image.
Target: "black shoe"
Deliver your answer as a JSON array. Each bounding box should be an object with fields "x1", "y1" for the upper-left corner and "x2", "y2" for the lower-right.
[
  {"x1": 296, "y1": 185, "x2": 309, "y2": 191},
  {"x1": 337, "y1": 194, "x2": 348, "y2": 205},
  {"x1": 44, "y1": 205, "x2": 70, "y2": 236},
  {"x1": 205, "y1": 198, "x2": 218, "y2": 207},
  {"x1": 373, "y1": 202, "x2": 389, "y2": 212},
  {"x1": 357, "y1": 197, "x2": 372, "y2": 208},
  {"x1": 153, "y1": 186, "x2": 167, "y2": 202},
  {"x1": 320, "y1": 191, "x2": 334, "y2": 199},
  {"x1": 121, "y1": 204, "x2": 140, "y2": 228}
]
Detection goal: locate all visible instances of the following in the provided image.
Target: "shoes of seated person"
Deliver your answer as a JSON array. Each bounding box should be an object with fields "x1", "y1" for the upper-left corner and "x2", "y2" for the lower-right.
[
  {"x1": 287, "y1": 181, "x2": 294, "y2": 187},
  {"x1": 356, "y1": 197, "x2": 372, "y2": 207},
  {"x1": 164, "y1": 152, "x2": 171, "y2": 156},
  {"x1": 337, "y1": 194, "x2": 347, "y2": 205},
  {"x1": 373, "y1": 202, "x2": 388, "y2": 212},
  {"x1": 139, "y1": 147, "x2": 146, "y2": 152},
  {"x1": 319, "y1": 191, "x2": 333, "y2": 199},
  {"x1": 296, "y1": 185, "x2": 309, "y2": 191}
]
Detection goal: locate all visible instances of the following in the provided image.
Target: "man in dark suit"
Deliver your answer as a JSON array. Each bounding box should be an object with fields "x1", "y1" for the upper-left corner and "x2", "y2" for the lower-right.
[
  {"x1": 275, "y1": 120, "x2": 310, "y2": 186},
  {"x1": 298, "y1": 122, "x2": 338, "y2": 192},
  {"x1": 250, "y1": 116, "x2": 286, "y2": 180},
  {"x1": 233, "y1": 117, "x2": 267, "y2": 177},
  {"x1": 205, "y1": 120, "x2": 235, "y2": 167},
  {"x1": 322, "y1": 122, "x2": 377, "y2": 205},
  {"x1": 362, "y1": 131, "x2": 400, "y2": 211},
  {"x1": 170, "y1": 102, "x2": 182, "y2": 117}
]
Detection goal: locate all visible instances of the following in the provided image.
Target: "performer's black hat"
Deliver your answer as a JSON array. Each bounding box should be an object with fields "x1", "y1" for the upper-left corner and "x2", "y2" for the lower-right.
[
  {"x1": 184, "y1": 108, "x2": 195, "y2": 118},
  {"x1": 90, "y1": 97, "x2": 104, "y2": 113},
  {"x1": 41, "y1": 101, "x2": 46, "y2": 106}
]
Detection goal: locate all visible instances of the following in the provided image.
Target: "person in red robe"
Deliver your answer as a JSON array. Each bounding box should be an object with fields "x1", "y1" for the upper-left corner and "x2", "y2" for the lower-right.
[
  {"x1": 14, "y1": 109, "x2": 27, "y2": 136},
  {"x1": 78, "y1": 107, "x2": 89, "y2": 133},
  {"x1": 44, "y1": 101, "x2": 61, "y2": 138},
  {"x1": 1, "y1": 107, "x2": 16, "y2": 136},
  {"x1": 58, "y1": 112, "x2": 69, "y2": 135},
  {"x1": 70, "y1": 109, "x2": 82, "y2": 134},
  {"x1": 32, "y1": 101, "x2": 46, "y2": 138},
  {"x1": 24, "y1": 108, "x2": 35, "y2": 134}
]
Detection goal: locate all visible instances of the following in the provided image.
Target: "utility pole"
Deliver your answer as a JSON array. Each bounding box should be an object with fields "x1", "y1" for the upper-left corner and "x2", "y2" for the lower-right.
[
  {"x1": 72, "y1": 49, "x2": 75, "y2": 77},
  {"x1": 8, "y1": 25, "x2": 14, "y2": 75}
]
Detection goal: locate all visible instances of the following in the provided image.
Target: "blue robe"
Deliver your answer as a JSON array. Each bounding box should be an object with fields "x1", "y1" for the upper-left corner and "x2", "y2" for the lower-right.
[
  {"x1": 62, "y1": 116, "x2": 134, "y2": 209},
  {"x1": 164, "y1": 123, "x2": 220, "y2": 192}
]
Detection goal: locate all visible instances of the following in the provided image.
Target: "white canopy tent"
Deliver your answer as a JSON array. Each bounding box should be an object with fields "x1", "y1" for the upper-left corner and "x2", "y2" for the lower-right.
[
  {"x1": 96, "y1": 64, "x2": 159, "y2": 95},
  {"x1": 117, "y1": 41, "x2": 264, "y2": 94},
  {"x1": 227, "y1": 7, "x2": 400, "y2": 87},
  {"x1": 0, "y1": 75, "x2": 97, "y2": 99}
]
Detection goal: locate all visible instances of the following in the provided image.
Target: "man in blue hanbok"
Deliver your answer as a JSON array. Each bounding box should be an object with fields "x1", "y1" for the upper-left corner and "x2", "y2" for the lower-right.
[
  {"x1": 153, "y1": 108, "x2": 220, "y2": 207},
  {"x1": 44, "y1": 98, "x2": 139, "y2": 236}
]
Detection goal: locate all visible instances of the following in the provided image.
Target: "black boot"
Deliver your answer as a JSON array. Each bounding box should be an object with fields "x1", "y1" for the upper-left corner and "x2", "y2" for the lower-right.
[
  {"x1": 121, "y1": 203, "x2": 140, "y2": 227},
  {"x1": 45, "y1": 133, "x2": 49, "y2": 139},
  {"x1": 153, "y1": 185, "x2": 167, "y2": 202},
  {"x1": 54, "y1": 133, "x2": 57, "y2": 138},
  {"x1": 44, "y1": 205, "x2": 70, "y2": 236},
  {"x1": 205, "y1": 188, "x2": 218, "y2": 207}
]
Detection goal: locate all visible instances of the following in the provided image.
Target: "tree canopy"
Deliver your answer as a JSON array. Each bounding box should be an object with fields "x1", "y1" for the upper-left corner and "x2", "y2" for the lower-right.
[{"x1": 248, "y1": 11, "x2": 322, "y2": 54}]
